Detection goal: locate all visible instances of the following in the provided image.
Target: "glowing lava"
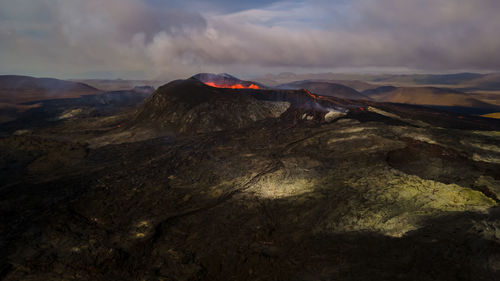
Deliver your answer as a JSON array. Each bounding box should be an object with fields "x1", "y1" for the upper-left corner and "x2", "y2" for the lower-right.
[
  {"x1": 304, "y1": 89, "x2": 318, "y2": 99},
  {"x1": 205, "y1": 82, "x2": 260, "y2": 90}
]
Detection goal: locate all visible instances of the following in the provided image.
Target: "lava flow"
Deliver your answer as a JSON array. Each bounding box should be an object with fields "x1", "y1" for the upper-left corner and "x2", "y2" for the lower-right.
[
  {"x1": 204, "y1": 82, "x2": 260, "y2": 89},
  {"x1": 304, "y1": 89, "x2": 319, "y2": 99}
]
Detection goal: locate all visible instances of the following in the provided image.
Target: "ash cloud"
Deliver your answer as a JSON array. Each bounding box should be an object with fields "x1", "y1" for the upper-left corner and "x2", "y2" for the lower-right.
[{"x1": 1, "y1": 0, "x2": 499, "y2": 79}]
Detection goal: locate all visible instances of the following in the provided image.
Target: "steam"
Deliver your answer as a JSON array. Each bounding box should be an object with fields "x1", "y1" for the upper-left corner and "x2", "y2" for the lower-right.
[{"x1": 1, "y1": 0, "x2": 500, "y2": 78}]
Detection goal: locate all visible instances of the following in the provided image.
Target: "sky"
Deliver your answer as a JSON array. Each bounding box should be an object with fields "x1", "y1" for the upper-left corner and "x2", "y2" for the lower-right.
[{"x1": 1, "y1": 0, "x2": 499, "y2": 80}]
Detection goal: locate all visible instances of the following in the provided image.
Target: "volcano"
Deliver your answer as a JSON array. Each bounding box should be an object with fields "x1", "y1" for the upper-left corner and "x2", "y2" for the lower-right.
[
  {"x1": 130, "y1": 74, "x2": 500, "y2": 136},
  {"x1": 192, "y1": 73, "x2": 265, "y2": 90},
  {"x1": 132, "y1": 78, "x2": 289, "y2": 133},
  {"x1": 131, "y1": 76, "x2": 355, "y2": 135}
]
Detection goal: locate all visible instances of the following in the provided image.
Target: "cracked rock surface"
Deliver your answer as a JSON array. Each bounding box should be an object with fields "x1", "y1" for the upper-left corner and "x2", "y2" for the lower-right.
[{"x1": 1, "y1": 83, "x2": 500, "y2": 280}]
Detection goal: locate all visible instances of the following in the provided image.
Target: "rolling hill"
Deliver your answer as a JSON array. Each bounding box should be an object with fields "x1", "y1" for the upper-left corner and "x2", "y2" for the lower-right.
[
  {"x1": 0, "y1": 75, "x2": 100, "y2": 105},
  {"x1": 257, "y1": 72, "x2": 500, "y2": 91},
  {"x1": 363, "y1": 86, "x2": 500, "y2": 109},
  {"x1": 255, "y1": 73, "x2": 377, "y2": 91},
  {"x1": 73, "y1": 79, "x2": 163, "y2": 92},
  {"x1": 277, "y1": 80, "x2": 370, "y2": 100}
]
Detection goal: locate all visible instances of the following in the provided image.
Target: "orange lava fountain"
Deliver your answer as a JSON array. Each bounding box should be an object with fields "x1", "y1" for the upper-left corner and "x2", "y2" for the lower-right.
[{"x1": 204, "y1": 82, "x2": 260, "y2": 89}]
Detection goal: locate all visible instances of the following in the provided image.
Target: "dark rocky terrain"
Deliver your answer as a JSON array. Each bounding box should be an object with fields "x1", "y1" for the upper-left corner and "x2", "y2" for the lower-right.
[
  {"x1": 0, "y1": 86, "x2": 154, "y2": 134},
  {"x1": 133, "y1": 79, "x2": 289, "y2": 134},
  {"x1": 1, "y1": 74, "x2": 500, "y2": 280}
]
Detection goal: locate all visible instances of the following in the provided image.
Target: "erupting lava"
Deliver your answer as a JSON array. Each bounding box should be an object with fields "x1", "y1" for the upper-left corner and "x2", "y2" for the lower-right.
[{"x1": 204, "y1": 82, "x2": 260, "y2": 90}]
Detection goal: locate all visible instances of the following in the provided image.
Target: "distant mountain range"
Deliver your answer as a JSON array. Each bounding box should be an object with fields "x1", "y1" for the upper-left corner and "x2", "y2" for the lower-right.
[
  {"x1": 73, "y1": 79, "x2": 165, "y2": 92},
  {"x1": 255, "y1": 72, "x2": 500, "y2": 91},
  {"x1": 1, "y1": 73, "x2": 500, "y2": 121},
  {"x1": 0, "y1": 76, "x2": 155, "y2": 125},
  {"x1": 362, "y1": 86, "x2": 500, "y2": 115},
  {"x1": 254, "y1": 72, "x2": 500, "y2": 117},
  {"x1": 0, "y1": 75, "x2": 100, "y2": 105},
  {"x1": 363, "y1": 86, "x2": 496, "y2": 108}
]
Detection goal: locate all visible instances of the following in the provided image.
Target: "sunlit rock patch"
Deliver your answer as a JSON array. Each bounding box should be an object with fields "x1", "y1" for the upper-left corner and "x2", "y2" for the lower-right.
[
  {"x1": 58, "y1": 108, "x2": 84, "y2": 120},
  {"x1": 314, "y1": 167, "x2": 495, "y2": 237},
  {"x1": 472, "y1": 130, "x2": 500, "y2": 138},
  {"x1": 473, "y1": 153, "x2": 500, "y2": 164},
  {"x1": 461, "y1": 139, "x2": 500, "y2": 153},
  {"x1": 324, "y1": 108, "x2": 347, "y2": 123},
  {"x1": 131, "y1": 220, "x2": 151, "y2": 239},
  {"x1": 368, "y1": 106, "x2": 430, "y2": 127}
]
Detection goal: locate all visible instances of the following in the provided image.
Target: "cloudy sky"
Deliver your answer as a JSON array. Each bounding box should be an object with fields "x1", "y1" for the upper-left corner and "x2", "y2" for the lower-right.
[{"x1": 1, "y1": 0, "x2": 499, "y2": 79}]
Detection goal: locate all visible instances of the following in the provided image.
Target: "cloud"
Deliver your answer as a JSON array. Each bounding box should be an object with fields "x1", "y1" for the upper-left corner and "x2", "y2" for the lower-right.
[
  {"x1": 1, "y1": 0, "x2": 500, "y2": 79},
  {"x1": 145, "y1": 0, "x2": 500, "y2": 75}
]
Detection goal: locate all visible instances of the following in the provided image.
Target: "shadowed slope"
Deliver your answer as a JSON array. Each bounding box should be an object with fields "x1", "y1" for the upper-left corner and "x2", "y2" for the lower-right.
[
  {"x1": 277, "y1": 80, "x2": 369, "y2": 100},
  {"x1": 133, "y1": 79, "x2": 289, "y2": 133}
]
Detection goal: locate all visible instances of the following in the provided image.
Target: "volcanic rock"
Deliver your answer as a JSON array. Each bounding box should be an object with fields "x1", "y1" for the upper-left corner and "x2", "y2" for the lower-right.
[
  {"x1": 133, "y1": 78, "x2": 289, "y2": 133},
  {"x1": 2, "y1": 73, "x2": 500, "y2": 281}
]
